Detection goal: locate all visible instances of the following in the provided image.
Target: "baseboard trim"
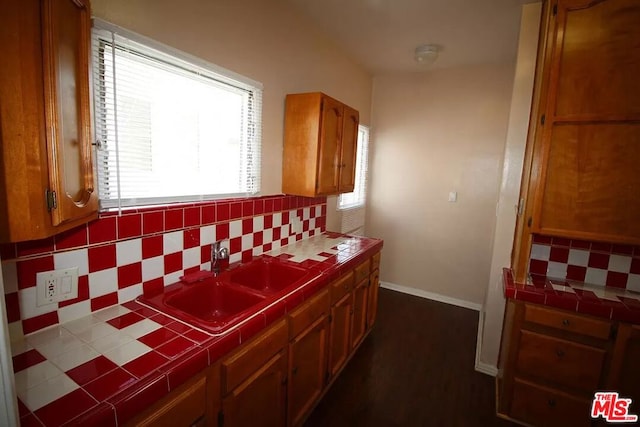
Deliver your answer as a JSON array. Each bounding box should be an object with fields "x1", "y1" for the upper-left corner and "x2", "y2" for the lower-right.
[
  {"x1": 379, "y1": 281, "x2": 482, "y2": 311},
  {"x1": 475, "y1": 362, "x2": 498, "y2": 376}
]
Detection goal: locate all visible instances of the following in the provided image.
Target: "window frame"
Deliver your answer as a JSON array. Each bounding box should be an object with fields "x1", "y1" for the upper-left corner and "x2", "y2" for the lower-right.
[
  {"x1": 91, "y1": 19, "x2": 263, "y2": 211},
  {"x1": 338, "y1": 124, "x2": 369, "y2": 210}
]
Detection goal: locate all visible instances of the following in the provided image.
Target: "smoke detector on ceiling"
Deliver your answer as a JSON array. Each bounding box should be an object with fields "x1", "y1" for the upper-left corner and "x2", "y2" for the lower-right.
[{"x1": 414, "y1": 44, "x2": 440, "y2": 65}]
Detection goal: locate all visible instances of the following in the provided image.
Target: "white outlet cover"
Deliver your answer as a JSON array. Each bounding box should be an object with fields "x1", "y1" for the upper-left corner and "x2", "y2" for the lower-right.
[{"x1": 36, "y1": 267, "x2": 79, "y2": 307}]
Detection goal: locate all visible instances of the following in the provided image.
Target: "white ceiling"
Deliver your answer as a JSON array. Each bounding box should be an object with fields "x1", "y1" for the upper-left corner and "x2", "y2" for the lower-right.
[{"x1": 286, "y1": 0, "x2": 536, "y2": 74}]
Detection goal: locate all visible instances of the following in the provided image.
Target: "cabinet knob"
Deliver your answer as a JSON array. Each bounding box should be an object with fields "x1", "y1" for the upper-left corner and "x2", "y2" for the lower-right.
[
  {"x1": 292, "y1": 367, "x2": 298, "y2": 376},
  {"x1": 556, "y1": 348, "x2": 565, "y2": 358},
  {"x1": 562, "y1": 319, "x2": 570, "y2": 326},
  {"x1": 548, "y1": 399, "x2": 556, "y2": 408}
]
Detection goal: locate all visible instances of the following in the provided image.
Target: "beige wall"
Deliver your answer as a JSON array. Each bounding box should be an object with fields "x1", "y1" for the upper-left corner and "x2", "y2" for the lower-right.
[
  {"x1": 367, "y1": 64, "x2": 515, "y2": 305},
  {"x1": 92, "y1": 0, "x2": 372, "y2": 198},
  {"x1": 478, "y1": 3, "x2": 541, "y2": 372}
]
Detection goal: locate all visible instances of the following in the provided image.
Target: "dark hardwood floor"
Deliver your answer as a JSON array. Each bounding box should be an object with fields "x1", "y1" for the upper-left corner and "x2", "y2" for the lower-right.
[{"x1": 304, "y1": 288, "x2": 515, "y2": 427}]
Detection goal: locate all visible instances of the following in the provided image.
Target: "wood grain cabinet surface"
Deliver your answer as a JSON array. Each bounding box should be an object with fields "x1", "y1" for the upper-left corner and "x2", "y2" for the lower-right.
[
  {"x1": 497, "y1": 300, "x2": 640, "y2": 426},
  {"x1": 512, "y1": 0, "x2": 640, "y2": 280},
  {"x1": 124, "y1": 252, "x2": 382, "y2": 427},
  {"x1": 282, "y1": 92, "x2": 359, "y2": 197},
  {"x1": 287, "y1": 289, "x2": 330, "y2": 427},
  {"x1": 0, "y1": 0, "x2": 98, "y2": 243}
]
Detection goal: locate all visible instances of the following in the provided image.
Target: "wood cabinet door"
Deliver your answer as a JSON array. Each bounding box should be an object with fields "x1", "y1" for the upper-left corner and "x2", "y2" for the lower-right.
[
  {"x1": 222, "y1": 350, "x2": 287, "y2": 427},
  {"x1": 531, "y1": 0, "x2": 640, "y2": 243},
  {"x1": 327, "y1": 292, "x2": 352, "y2": 379},
  {"x1": 350, "y1": 278, "x2": 368, "y2": 350},
  {"x1": 42, "y1": 0, "x2": 98, "y2": 227},
  {"x1": 288, "y1": 315, "x2": 328, "y2": 427},
  {"x1": 316, "y1": 96, "x2": 343, "y2": 195},
  {"x1": 338, "y1": 105, "x2": 359, "y2": 192},
  {"x1": 367, "y1": 270, "x2": 380, "y2": 330},
  {"x1": 129, "y1": 375, "x2": 207, "y2": 427},
  {"x1": 607, "y1": 323, "x2": 640, "y2": 408}
]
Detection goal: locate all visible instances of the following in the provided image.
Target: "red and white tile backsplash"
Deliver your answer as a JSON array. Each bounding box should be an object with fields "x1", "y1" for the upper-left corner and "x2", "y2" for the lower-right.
[
  {"x1": 528, "y1": 234, "x2": 640, "y2": 291},
  {"x1": 1, "y1": 195, "x2": 327, "y2": 337}
]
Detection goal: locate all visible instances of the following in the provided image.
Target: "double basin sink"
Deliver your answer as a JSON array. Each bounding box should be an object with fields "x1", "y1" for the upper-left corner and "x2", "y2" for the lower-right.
[{"x1": 138, "y1": 258, "x2": 319, "y2": 335}]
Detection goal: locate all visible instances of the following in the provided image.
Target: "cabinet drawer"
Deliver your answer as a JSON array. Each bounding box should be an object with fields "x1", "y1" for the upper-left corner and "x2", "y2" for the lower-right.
[
  {"x1": 288, "y1": 288, "x2": 330, "y2": 338},
  {"x1": 516, "y1": 330, "x2": 605, "y2": 391},
  {"x1": 511, "y1": 378, "x2": 591, "y2": 427},
  {"x1": 371, "y1": 252, "x2": 381, "y2": 272},
  {"x1": 222, "y1": 319, "x2": 287, "y2": 393},
  {"x1": 354, "y1": 260, "x2": 370, "y2": 284},
  {"x1": 524, "y1": 303, "x2": 611, "y2": 340},
  {"x1": 130, "y1": 375, "x2": 206, "y2": 427},
  {"x1": 330, "y1": 271, "x2": 354, "y2": 304}
]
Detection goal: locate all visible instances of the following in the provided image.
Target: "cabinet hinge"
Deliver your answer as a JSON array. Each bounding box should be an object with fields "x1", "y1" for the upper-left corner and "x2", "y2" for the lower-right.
[
  {"x1": 46, "y1": 190, "x2": 57, "y2": 211},
  {"x1": 218, "y1": 411, "x2": 224, "y2": 427},
  {"x1": 552, "y1": 3, "x2": 557, "y2": 16},
  {"x1": 517, "y1": 198, "x2": 525, "y2": 216},
  {"x1": 540, "y1": 114, "x2": 546, "y2": 125},
  {"x1": 328, "y1": 314, "x2": 332, "y2": 323}
]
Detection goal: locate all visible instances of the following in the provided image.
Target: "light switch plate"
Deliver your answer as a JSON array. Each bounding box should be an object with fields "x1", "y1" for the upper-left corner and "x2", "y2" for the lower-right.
[{"x1": 36, "y1": 267, "x2": 79, "y2": 306}]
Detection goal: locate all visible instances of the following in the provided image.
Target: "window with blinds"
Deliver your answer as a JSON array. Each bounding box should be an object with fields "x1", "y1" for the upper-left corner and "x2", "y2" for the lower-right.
[
  {"x1": 339, "y1": 125, "x2": 369, "y2": 210},
  {"x1": 92, "y1": 20, "x2": 262, "y2": 210}
]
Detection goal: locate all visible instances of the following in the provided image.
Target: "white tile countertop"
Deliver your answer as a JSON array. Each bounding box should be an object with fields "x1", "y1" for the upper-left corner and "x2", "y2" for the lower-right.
[{"x1": 11, "y1": 232, "x2": 383, "y2": 426}]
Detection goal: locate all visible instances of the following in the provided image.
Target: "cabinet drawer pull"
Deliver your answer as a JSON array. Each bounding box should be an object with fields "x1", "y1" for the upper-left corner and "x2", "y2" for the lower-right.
[
  {"x1": 562, "y1": 319, "x2": 570, "y2": 326},
  {"x1": 555, "y1": 348, "x2": 565, "y2": 358},
  {"x1": 548, "y1": 399, "x2": 556, "y2": 407}
]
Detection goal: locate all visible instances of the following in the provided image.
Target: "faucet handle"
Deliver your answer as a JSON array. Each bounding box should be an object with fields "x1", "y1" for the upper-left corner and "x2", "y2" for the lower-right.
[{"x1": 212, "y1": 239, "x2": 229, "y2": 259}]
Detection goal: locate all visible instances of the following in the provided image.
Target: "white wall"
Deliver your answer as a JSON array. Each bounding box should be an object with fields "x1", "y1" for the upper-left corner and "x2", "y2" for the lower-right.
[
  {"x1": 367, "y1": 64, "x2": 515, "y2": 306},
  {"x1": 92, "y1": 0, "x2": 373, "y2": 198},
  {"x1": 477, "y1": 3, "x2": 542, "y2": 373},
  {"x1": 0, "y1": 259, "x2": 19, "y2": 427}
]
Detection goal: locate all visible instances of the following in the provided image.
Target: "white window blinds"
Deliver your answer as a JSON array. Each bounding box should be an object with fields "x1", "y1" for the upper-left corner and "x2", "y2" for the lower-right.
[
  {"x1": 92, "y1": 20, "x2": 262, "y2": 210},
  {"x1": 339, "y1": 125, "x2": 369, "y2": 210}
]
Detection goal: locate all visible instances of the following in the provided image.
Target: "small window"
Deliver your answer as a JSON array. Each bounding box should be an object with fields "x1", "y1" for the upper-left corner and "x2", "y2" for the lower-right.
[
  {"x1": 339, "y1": 125, "x2": 369, "y2": 210},
  {"x1": 92, "y1": 20, "x2": 262, "y2": 210}
]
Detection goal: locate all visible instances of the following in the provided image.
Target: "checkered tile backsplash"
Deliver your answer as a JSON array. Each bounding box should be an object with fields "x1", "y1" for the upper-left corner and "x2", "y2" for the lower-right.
[
  {"x1": 528, "y1": 234, "x2": 640, "y2": 291},
  {"x1": 1, "y1": 195, "x2": 327, "y2": 337}
]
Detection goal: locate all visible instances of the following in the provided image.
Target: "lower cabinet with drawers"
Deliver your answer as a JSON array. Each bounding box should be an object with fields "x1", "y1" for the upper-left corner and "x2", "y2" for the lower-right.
[
  {"x1": 126, "y1": 252, "x2": 381, "y2": 427},
  {"x1": 498, "y1": 300, "x2": 639, "y2": 426}
]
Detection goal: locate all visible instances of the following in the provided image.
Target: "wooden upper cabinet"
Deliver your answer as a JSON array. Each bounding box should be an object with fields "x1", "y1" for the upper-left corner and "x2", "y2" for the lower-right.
[
  {"x1": 282, "y1": 92, "x2": 360, "y2": 197},
  {"x1": 0, "y1": 0, "x2": 98, "y2": 243},
  {"x1": 518, "y1": 0, "x2": 640, "y2": 252}
]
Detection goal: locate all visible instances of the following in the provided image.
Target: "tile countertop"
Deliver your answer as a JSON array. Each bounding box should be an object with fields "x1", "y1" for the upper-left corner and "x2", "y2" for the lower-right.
[
  {"x1": 11, "y1": 232, "x2": 383, "y2": 427},
  {"x1": 503, "y1": 268, "x2": 640, "y2": 324}
]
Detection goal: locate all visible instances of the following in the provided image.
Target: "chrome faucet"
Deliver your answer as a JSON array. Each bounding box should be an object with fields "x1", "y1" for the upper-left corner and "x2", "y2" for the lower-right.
[{"x1": 211, "y1": 240, "x2": 229, "y2": 276}]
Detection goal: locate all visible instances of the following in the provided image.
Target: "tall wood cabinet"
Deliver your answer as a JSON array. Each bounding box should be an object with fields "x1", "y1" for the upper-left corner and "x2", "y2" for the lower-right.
[
  {"x1": 0, "y1": 0, "x2": 98, "y2": 243},
  {"x1": 512, "y1": 0, "x2": 640, "y2": 280},
  {"x1": 282, "y1": 92, "x2": 359, "y2": 197}
]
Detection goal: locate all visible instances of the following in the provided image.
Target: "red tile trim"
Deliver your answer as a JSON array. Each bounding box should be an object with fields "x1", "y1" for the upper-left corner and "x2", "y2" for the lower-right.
[
  {"x1": 35, "y1": 388, "x2": 98, "y2": 427},
  {"x1": 67, "y1": 356, "x2": 118, "y2": 386},
  {"x1": 108, "y1": 374, "x2": 168, "y2": 426},
  {"x1": 88, "y1": 245, "x2": 117, "y2": 273},
  {"x1": 89, "y1": 217, "x2": 117, "y2": 244},
  {"x1": 12, "y1": 349, "x2": 46, "y2": 373},
  {"x1": 117, "y1": 214, "x2": 142, "y2": 240},
  {"x1": 107, "y1": 312, "x2": 144, "y2": 329},
  {"x1": 17, "y1": 256, "x2": 55, "y2": 289},
  {"x1": 84, "y1": 368, "x2": 137, "y2": 402},
  {"x1": 55, "y1": 226, "x2": 88, "y2": 251},
  {"x1": 22, "y1": 311, "x2": 59, "y2": 335},
  {"x1": 91, "y1": 292, "x2": 119, "y2": 312},
  {"x1": 117, "y1": 263, "x2": 142, "y2": 289}
]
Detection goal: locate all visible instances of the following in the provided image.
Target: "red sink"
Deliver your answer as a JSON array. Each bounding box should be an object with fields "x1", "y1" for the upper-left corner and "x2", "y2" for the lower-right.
[
  {"x1": 228, "y1": 258, "x2": 312, "y2": 294},
  {"x1": 138, "y1": 278, "x2": 267, "y2": 334}
]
